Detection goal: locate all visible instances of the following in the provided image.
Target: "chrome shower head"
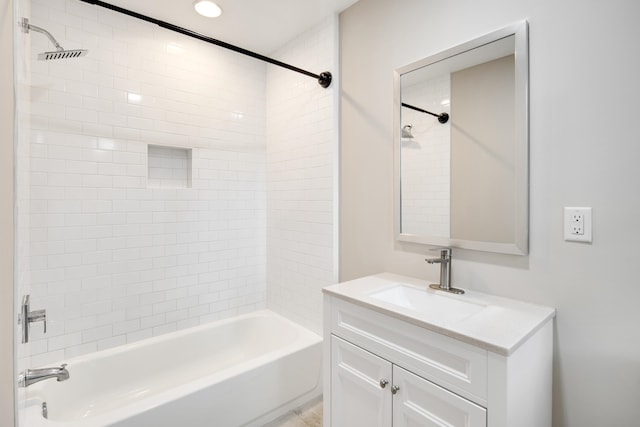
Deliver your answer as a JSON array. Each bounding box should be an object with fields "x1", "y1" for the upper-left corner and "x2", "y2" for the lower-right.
[
  {"x1": 38, "y1": 49, "x2": 88, "y2": 61},
  {"x1": 22, "y1": 18, "x2": 88, "y2": 61}
]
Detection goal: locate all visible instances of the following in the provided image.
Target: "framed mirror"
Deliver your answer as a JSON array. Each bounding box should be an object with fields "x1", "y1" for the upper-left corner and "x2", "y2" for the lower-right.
[{"x1": 394, "y1": 21, "x2": 529, "y2": 255}]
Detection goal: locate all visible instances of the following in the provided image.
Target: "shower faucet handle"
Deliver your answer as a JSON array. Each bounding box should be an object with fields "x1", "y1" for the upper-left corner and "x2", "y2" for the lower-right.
[{"x1": 18, "y1": 295, "x2": 47, "y2": 344}]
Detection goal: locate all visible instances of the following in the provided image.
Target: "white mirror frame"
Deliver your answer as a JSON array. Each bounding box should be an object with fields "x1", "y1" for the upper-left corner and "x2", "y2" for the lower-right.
[{"x1": 394, "y1": 21, "x2": 529, "y2": 255}]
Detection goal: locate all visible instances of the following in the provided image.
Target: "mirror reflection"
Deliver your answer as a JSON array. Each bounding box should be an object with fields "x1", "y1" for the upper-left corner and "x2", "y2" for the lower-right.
[{"x1": 395, "y1": 22, "x2": 528, "y2": 255}]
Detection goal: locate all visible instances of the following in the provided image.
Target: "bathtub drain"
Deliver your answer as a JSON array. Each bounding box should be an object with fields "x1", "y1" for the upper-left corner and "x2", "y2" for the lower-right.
[{"x1": 42, "y1": 402, "x2": 48, "y2": 419}]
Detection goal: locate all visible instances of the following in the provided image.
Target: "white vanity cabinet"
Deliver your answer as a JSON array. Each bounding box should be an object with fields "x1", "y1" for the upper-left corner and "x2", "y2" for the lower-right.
[
  {"x1": 331, "y1": 335, "x2": 486, "y2": 427},
  {"x1": 330, "y1": 335, "x2": 392, "y2": 427},
  {"x1": 323, "y1": 273, "x2": 555, "y2": 427}
]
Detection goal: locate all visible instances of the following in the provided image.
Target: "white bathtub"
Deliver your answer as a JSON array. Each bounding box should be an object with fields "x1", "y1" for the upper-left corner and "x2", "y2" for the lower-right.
[{"x1": 22, "y1": 310, "x2": 322, "y2": 427}]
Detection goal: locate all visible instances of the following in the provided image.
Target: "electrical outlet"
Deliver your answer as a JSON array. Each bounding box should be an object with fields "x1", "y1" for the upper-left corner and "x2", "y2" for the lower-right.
[
  {"x1": 570, "y1": 212, "x2": 584, "y2": 235},
  {"x1": 564, "y1": 207, "x2": 592, "y2": 242}
]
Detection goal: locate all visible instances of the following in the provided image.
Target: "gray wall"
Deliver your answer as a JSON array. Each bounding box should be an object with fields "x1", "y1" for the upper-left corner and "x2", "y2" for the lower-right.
[
  {"x1": 340, "y1": 0, "x2": 640, "y2": 426},
  {"x1": 451, "y1": 55, "x2": 515, "y2": 243},
  {"x1": 0, "y1": 0, "x2": 15, "y2": 425}
]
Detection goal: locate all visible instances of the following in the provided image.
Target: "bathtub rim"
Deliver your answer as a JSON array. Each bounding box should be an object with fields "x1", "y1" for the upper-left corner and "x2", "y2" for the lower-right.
[{"x1": 34, "y1": 309, "x2": 320, "y2": 369}]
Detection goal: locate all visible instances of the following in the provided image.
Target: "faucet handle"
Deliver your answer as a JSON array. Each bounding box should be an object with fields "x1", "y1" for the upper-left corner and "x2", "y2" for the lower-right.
[
  {"x1": 426, "y1": 247, "x2": 451, "y2": 262},
  {"x1": 29, "y1": 310, "x2": 47, "y2": 334},
  {"x1": 429, "y1": 247, "x2": 451, "y2": 254},
  {"x1": 19, "y1": 295, "x2": 47, "y2": 343}
]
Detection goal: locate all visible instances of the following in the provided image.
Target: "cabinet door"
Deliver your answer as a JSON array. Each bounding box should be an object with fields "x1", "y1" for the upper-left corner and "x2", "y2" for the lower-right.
[
  {"x1": 392, "y1": 365, "x2": 487, "y2": 427},
  {"x1": 331, "y1": 335, "x2": 392, "y2": 427}
]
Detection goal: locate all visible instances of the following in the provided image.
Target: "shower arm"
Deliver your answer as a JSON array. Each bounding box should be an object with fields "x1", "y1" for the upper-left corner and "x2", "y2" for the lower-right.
[
  {"x1": 401, "y1": 102, "x2": 450, "y2": 124},
  {"x1": 21, "y1": 18, "x2": 64, "y2": 52},
  {"x1": 77, "y1": 0, "x2": 333, "y2": 88}
]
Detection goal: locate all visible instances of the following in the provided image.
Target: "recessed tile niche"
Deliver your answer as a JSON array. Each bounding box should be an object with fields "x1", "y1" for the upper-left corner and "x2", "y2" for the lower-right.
[{"x1": 147, "y1": 144, "x2": 192, "y2": 188}]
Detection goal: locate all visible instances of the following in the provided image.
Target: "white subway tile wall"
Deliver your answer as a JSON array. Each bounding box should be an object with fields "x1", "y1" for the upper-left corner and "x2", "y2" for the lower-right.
[
  {"x1": 22, "y1": 0, "x2": 337, "y2": 366},
  {"x1": 400, "y1": 75, "x2": 451, "y2": 237},
  {"x1": 266, "y1": 16, "x2": 338, "y2": 335},
  {"x1": 23, "y1": 0, "x2": 272, "y2": 365}
]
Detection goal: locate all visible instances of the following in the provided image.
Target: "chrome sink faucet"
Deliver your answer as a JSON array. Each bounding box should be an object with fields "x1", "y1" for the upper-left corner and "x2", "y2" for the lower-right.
[
  {"x1": 18, "y1": 364, "x2": 69, "y2": 388},
  {"x1": 425, "y1": 248, "x2": 465, "y2": 294}
]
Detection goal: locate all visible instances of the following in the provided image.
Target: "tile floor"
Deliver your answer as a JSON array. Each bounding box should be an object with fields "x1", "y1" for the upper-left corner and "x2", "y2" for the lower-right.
[{"x1": 263, "y1": 397, "x2": 323, "y2": 427}]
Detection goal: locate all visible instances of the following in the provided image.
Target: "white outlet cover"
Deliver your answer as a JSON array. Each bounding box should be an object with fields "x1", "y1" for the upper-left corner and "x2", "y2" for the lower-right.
[{"x1": 564, "y1": 207, "x2": 592, "y2": 243}]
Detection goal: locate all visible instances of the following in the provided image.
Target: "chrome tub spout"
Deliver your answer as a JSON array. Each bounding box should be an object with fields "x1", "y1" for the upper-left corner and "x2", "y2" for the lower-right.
[{"x1": 18, "y1": 364, "x2": 69, "y2": 388}]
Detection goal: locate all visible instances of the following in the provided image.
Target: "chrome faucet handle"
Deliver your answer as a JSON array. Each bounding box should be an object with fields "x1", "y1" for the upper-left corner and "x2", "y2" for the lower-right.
[
  {"x1": 425, "y1": 247, "x2": 451, "y2": 263},
  {"x1": 30, "y1": 309, "x2": 47, "y2": 333},
  {"x1": 19, "y1": 295, "x2": 47, "y2": 344},
  {"x1": 429, "y1": 247, "x2": 451, "y2": 255}
]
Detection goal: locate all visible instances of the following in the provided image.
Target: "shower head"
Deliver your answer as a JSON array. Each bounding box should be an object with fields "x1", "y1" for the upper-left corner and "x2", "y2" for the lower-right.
[
  {"x1": 38, "y1": 50, "x2": 88, "y2": 60},
  {"x1": 402, "y1": 124, "x2": 414, "y2": 139},
  {"x1": 22, "y1": 18, "x2": 88, "y2": 60}
]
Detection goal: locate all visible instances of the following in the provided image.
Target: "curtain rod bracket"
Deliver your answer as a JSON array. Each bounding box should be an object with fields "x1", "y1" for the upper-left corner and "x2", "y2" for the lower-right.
[
  {"x1": 318, "y1": 72, "x2": 332, "y2": 88},
  {"x1": 437, "y1": 113, "x2": 450, "y2": 124}
]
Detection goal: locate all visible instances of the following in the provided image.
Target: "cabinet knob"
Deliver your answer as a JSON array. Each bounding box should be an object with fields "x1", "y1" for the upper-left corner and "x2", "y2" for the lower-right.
[
  {"x1": 391, "y1": 385, "x2": 400, "y2": 395},
  {"x1": 379, "y1": 379, "x2": 389, "y2": 389}
]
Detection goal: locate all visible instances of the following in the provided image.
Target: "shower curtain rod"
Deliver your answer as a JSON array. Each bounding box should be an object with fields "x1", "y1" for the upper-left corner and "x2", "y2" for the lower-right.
[
  {"x1": 401, "y1": 102, "x2": 449, "y2": 124},
  {"x1": 77, "y1": 0, "x2": 333, "y2": 88}
]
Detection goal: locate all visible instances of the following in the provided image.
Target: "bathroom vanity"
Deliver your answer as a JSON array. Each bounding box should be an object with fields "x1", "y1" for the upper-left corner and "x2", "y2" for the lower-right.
[{"x1": 322, "y1": 273, "x2": 555, "y2": 427}]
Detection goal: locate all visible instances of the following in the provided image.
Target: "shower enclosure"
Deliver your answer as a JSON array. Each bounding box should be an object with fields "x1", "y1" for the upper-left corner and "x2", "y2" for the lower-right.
[{"x1": 12, "y1": 0, "x2": 338, "y2": 424}]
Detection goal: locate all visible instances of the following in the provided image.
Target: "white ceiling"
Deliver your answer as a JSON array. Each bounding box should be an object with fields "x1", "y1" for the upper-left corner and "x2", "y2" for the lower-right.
[{"x1": 105, "y1": 0, "x2": 360, "y2": 54}]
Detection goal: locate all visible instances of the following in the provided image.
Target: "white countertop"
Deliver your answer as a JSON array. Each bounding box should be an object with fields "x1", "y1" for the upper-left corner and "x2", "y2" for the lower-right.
[{"x1": 323, "y1": 273, "x2": 555, "y2": 356}]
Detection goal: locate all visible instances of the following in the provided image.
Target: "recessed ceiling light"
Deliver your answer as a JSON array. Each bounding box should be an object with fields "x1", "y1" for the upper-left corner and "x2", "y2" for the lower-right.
[{"x1": 193, "y1": 1, "x2": 222, "y2": 18}]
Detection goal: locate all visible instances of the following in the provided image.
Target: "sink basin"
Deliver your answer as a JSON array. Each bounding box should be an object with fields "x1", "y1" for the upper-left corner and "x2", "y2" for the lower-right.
[{"x1": 368, "y1": 284, "x2": 487, "y2": 323}]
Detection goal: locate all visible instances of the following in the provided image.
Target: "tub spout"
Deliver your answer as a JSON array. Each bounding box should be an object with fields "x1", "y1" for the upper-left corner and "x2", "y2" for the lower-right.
[{"x1": 18, "y1": 364, "x2": 69, "y2": 388}]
